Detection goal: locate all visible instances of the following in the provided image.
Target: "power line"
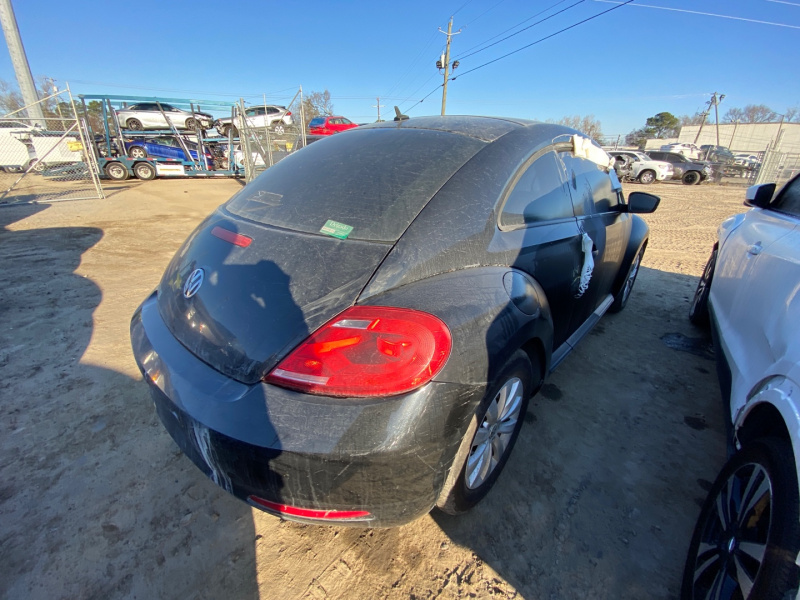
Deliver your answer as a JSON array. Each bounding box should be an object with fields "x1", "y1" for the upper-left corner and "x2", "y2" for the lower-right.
[
  {"x1": 592, "y1": 0, "x2": 800, "y2": 29},
  {"x1": 463, "y1": 0, "x2": 510, "y2": 27},
  {"x1": 455, "y1": 0, "x2": 574, "y2": 58},
  {"x1": 451, "y1": 0, "x2": 475, "y2": 17},
  {"x1": 382, "y1": 29, "x2": 440, "y2": 99},
  {"x1": 402, "y1": 0, "x2": 634, "y2": 113},
  {"x1": 455, "y1": 0, "x2": 587, "y2": 61},
  {"x1": 452, "y1": 0, "x2": 634, "y2": 79}
]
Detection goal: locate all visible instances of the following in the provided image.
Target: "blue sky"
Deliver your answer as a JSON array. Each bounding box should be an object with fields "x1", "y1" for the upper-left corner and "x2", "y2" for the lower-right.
[{"x1": 1, "y1": 0, "x2": 798, "y2": 137}]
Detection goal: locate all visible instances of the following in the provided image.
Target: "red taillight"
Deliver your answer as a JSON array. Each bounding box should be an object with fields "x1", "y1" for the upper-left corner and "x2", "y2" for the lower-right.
[
  {"x1": 249, "y1": 496, "x2": 370, "y2": 520},
  {"x1": 211, "y1": 226, "x2": 252, "y2": 247},
  {"x1": 265, "y1": 306, "x2": 451, "y2": 397},
  {"x1": 286, "y1": 111, "x2": 292, "y2": 116}
]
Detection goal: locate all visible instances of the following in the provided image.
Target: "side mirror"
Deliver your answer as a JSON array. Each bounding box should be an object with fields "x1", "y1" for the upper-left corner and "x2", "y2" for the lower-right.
[
  {"x1": 627, "y1": 191, "x2": 660, "y2": 213},
  {"x1": 744, "y1": 183, "x2": 775, "y2": 208}
]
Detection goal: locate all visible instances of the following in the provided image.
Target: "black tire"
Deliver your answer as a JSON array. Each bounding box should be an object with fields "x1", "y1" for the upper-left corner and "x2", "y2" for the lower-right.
[
  {"x1": 610, "y1": 244, "x2": 645, "y2": 313},
  {"x1": 272, "y1": 122, "x2": 286, "y2": 135},
  {"x1": 128, "y1": 145, "x2": 147, "y2": 159},
  {"x1": 185, "y1": 117, "x2": 197, "y2": 131},
  {"x1": 126, "y1": 118, "x2": 143, "y2": 131},
  {"x1": 133, "y1": 162, "x2": 156, "y2": 181},
  {"x1": 436, "y1": 350, "x2": 537, "y2": 514},
  {"x1": 104, "y1": 162, "x2": 129, "y2": 181},
  {"x1": 681, "y1": 438, "x2": 800, "y2": 600},
  {"x1": 683, "y1": 170, "x2": 701, "y2": 185},
  {"x1": 689, "y1": 245, "x2": 717, "y2": 327},
  {"x1": 638, "y1": 169, "x2": 656, "y2": 185}
]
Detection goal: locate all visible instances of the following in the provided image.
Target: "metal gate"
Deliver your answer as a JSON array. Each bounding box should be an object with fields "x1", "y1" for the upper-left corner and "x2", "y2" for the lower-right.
[{"x1": 0, "y1": 85, "x2": 103, "y2": 205}]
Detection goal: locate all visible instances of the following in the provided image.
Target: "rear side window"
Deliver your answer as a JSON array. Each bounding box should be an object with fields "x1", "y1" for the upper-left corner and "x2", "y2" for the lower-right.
[
  {"x1": 309, "y1": 118, "x2": 325, "y2": 127},
  {"x1": 500, "y1": 151, "x2": 573, "y2": 228},
  {"x1": 225, "y1": 128, "x2": 486, "y2": 242}
]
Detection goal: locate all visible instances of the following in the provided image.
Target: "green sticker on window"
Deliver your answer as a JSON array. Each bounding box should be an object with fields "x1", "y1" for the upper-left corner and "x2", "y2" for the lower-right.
[{"x1": 319, "y1": 219, "x2": 354, "y2": 240}]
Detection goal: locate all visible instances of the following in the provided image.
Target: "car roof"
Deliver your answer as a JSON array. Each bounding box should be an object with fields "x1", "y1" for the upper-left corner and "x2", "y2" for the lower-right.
[{"x1": 359, "y1": 115, "x2": 539, "y2": 143}]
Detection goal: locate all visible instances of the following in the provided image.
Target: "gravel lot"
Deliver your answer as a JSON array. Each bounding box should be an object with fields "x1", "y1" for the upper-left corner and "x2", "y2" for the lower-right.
[{"x1": 0, "y1": 179, "x2": 749, "y2": 599}]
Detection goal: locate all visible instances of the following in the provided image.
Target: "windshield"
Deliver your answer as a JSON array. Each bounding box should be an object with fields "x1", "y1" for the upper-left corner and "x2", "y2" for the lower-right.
[{"x1": 225, "y1": 127, "x2": 486, "y2": 242}]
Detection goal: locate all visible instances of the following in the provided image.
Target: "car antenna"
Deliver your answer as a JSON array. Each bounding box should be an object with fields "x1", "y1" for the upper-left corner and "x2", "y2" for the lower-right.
[{"x1": 393, "y1": 106, "x2": 409, "y2": 122}]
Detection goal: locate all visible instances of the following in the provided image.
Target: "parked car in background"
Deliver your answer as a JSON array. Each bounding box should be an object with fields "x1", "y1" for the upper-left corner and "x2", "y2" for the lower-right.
[
  {"x1": 646, "y1": 150, "x2": 712, "y2": 185},
  {"x1": 126, "y1": 136, "x2": 214, "y2": 167},
  {"x1": 734, "y1": 153, "x2": 761, "y2": 169},
  {"x1": 116, "y1": 103, "x2": 213, "y2": 131},
  {"x1": 684, "y1": 175, "x2": 800, "y2": 599},
  {"x1": 700, "y1": 144, "x2": 735, "y2": 164},
  {"x1": 660, "y1": 142, "x2": 701, "y2": 159},
  {"x1": 215, "y1": 105, "x2": 293, "y2": 138},
  {"x1": 308, "y1": 115, "x2": 359, "y2": 135},
  {"x1": 131, "y1": 116, "x2": 659, "y2": 527},
  {"x1": 609, "y1": 150, "x2": 674, "y2": 184}
]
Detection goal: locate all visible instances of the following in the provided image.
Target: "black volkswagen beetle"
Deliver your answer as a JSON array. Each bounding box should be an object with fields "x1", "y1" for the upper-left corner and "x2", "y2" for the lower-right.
[{"x1": 131, "y1": 116, "x2": 659, "y2": 526}]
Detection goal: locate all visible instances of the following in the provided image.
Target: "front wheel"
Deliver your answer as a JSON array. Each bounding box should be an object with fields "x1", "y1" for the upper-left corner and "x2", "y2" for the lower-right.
[
  {"x1": 638, "y1": 169, "x2": 656, "y2": 184},
  {"x1": 689, "y1": 245, "x2": 717, "y2": 327},
  {"x1": 610, "y1": 245, "x2": 645, "y2": 313},
  {"x1": 185, "y1": 117, "x2": 197, "y2": 131},
  {"x1": 683, "y1": 170, "x2": 701, "y2": 185},
  {"x1": 436, "y1": 350, "x2": 537, "y2": 514},
  {"x1": 128, "y1": 146, "x2": 147, "y2": 159},
  {"x1": 681, "y1": 438, "x2": 800, "y2": 600}
]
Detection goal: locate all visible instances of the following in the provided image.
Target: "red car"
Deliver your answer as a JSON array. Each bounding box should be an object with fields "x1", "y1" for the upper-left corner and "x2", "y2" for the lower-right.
[{"x1": 308, "y1": 116, "x2": 358, "y2": 135}]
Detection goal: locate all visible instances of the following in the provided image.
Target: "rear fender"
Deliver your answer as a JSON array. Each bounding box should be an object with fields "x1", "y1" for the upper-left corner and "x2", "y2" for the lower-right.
[{"x1": 358, "y1": 266, "x2": 554, "y2": 388}]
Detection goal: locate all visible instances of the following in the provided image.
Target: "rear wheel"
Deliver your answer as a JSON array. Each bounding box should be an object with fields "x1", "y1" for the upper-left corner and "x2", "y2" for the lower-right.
[
  {"x1": 681, "y1": 438, "x2": 800, "y2": 600},
  {"x1": 104, "y1": 162, "x2": 129, "y2": 181},
  {"x1": 128, "y1": 146, "x2": 147, "y2": 159},
  {"x1": 689, "y1": 245, "x2": 717, "y2": 327},
  {"x1": 437, "y1": 350, "x2": 536, "y2": 514},
  {"x1": 272, "y1": 122, "x2": 286, "y2": 135},
  {"x1": 638, "y1": 169, "x2": 656, "y2": 184},
  {"x1": 126, "y1": 118, "x2": 143, "y2": 131},
  {"x1": 133, "y1": 162, "x2": 156, "y2": 181},
  {"x1": 683, "y1": 170, "x2": 701, "y2": 185},
  {"x1": 610, "y1": 245, "x2": 645, "y2": 313}
]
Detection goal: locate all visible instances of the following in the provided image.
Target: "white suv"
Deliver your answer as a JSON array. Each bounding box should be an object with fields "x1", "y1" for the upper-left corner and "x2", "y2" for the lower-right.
[
  {"x1": 683, "y1": 175, "x2": 800, "y2": 599},
  {"x1": 215, "y1": 105, "x2": 293, "y2": 138},
  {"x1": 660, "y1": 142, "x2": 701, "y2": 159}
]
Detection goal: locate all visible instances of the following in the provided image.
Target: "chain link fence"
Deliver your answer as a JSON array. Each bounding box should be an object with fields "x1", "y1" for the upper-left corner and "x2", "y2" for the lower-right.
[{"x1": 0, "y1": 88, "x2": 102, "y2": 205}]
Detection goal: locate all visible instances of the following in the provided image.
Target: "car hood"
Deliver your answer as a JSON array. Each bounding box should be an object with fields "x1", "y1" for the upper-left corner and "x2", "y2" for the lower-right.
[{"x1": 156, "y1": 210, "x2": 391, "y2": 384}]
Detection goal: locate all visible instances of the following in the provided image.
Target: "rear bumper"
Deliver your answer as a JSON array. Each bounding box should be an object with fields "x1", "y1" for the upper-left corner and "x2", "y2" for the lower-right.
[{"x1": 131, "y1": 293, "x2": 480, "y2": 526}]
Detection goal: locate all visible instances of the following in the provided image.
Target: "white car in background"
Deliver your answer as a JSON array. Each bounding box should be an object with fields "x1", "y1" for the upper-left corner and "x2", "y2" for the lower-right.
[
  {"x1": 684, "y1": 176, "x2": 800, "y2": 599},
  {"x1": 609, "y1": 150, "x2": 673, "y2": 184},
  {"x1": 115, "y1": 103, "x2": 213, "y2": 131},
  {"x1": 215, "y1": 105, "x2": 293, "y2": 138},
  {"x1": 660, "y1": 142, "x2": 701, "y2": 159}
]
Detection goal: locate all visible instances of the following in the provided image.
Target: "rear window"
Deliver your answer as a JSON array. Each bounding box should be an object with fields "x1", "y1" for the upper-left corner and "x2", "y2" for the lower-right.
[{"x1": 225, "y1": 128, "x2": 486, "y2": 242}]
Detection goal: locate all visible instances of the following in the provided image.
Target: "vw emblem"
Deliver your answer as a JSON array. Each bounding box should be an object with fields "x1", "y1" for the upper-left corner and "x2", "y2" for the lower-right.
[{"x1": 183, "y1": 268, "x2": 204, "y2": 298}]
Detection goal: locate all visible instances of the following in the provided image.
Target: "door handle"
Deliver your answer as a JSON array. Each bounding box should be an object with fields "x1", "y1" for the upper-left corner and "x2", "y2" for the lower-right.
[{"x1": 747, "y1": 243, "x2": 762, "y2": 256}]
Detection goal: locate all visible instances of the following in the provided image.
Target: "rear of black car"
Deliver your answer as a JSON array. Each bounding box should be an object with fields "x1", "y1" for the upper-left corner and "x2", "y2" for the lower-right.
[{"x1": 131, "y1": 125, "x2": 490, "y2": 525}]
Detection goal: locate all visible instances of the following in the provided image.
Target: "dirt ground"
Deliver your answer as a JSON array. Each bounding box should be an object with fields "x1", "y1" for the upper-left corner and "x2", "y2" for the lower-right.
[{"x1": 0, "y1": 178, "x2": 749, "y2": 600}]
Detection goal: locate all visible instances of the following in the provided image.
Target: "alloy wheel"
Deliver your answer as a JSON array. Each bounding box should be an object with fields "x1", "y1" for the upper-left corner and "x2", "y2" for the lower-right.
[
  {"x1": 465, "y1": 376, "x2": 524, "y2": 490},
  {"x1": 690, "y1": 462, "x2": 772, "y2": 599},
  {"x1": 621, "y1": 251, "x2": 642, "y2": 305}
]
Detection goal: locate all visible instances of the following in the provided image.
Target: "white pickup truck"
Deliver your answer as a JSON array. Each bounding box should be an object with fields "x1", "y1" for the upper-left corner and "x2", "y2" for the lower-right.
[{"x1": 609, "y1": 150, "x2": 674, "y2": 185}]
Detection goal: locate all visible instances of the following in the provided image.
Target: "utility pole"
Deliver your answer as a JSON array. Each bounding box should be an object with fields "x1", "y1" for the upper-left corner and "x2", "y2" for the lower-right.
[
  {"x1": 438, "y1": 18, "x2": 461, "y2": 116},
  {"x1": 372, "y1": 97, "x2": 385, "y2": 122},
  {"x1": 693, "y1": 94, "x2": 716, "y2": 145},
  {"x1": 712, "y1": 92, "x2": 725, "y2": 146},
  {"x1": 0, "y1": 0, "x2": 45, "y2": 126}
]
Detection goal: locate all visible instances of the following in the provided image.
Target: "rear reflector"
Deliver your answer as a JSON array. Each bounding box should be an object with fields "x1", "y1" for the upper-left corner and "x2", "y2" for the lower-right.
[
  {"x1": 211, "y1": 226, "x2": 252, "y2": 247},
  {"x1": 248, "y1": 496, "x2": 371, "y2": 520},
  {"x1": 265, "y1": 305, "x2": 451, "y2": 397}
]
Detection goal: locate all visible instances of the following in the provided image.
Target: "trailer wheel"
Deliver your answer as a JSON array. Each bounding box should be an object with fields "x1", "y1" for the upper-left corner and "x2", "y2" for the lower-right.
[
  {"x1": 133, "y1": 162, "x2": 156, "y2": 181},
  {"x1": 104, "y1": 162, "x2": 129, "y2": 181}
]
